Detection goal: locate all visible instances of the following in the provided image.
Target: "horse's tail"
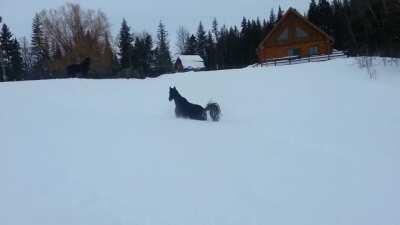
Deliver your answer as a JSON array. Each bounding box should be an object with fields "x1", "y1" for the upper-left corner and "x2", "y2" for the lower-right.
[{"x1": 205, "y1": 102, "x2": 221, "y2": 122}]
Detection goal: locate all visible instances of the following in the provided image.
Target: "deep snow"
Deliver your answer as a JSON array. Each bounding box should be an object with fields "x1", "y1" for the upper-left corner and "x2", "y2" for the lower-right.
[{"x1": 1, "y1": 58, "x2": 399, "y2": 225}]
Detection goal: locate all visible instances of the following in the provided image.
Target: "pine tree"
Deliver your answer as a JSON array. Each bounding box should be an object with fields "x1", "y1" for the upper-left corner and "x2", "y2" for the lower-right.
[
  {"x1": 196, "y1": 22, "x2": 207, "y2": 58},
  {"x1": 154, "y1": 21, "x2": 172, "y2": 75},
  {"x1": 269, "y1": 8, "x2": 277, "y2": 24},
  {"x1": 308, "y1": 0, "x2": 319, "y2": 25},
  {"x1": 143, "y1": 33, "x2": 154, "y2": 75},
  {"x1": 0, "y1": 24, "x2": 13, "y2": 81},
  {"x1": 212, "y1": 18, "x2": 219, "y2": 40},
  {"x1": 205, "y1": 31, "x2": 216, "y2": 70},
  {"x1": 184, "y1": 35, "x2": 197, "y2": 55},
  {"x1": 31, "y1": 14, "x2": 43, "y2": 75},
  {"x1": 0, "y1": 24, "x2": 23, "y2": 81},
  {"x1": 30, "y1": 14, "x2": 50, "y2": 79},
  {"x1": 9, "y1": 38, "x2": 23, "y2": 80},
  {"x1": 318, "y1": 0, "x2": 334, "y2": 34},
  {"x1": 118, "y1": 19, "x2": 133, "y2": 69},
  {"x1": 263, "y1": 9, "x2": 276, "y2": 36},
  {"x1": 131, "y1": 33, "x2": 154, "y2": 78},
  {"x1": 277, "y1": 6, "x2": 284, "y2": 22}
]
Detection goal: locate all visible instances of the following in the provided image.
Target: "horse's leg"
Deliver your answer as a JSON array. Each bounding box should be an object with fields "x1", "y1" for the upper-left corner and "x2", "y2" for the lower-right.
[
  {"x1": 202, "y1": 110, "x2": 207, "y2": 121},
  {"x1": 175, "y1": 107, "x2": 181, "y2": 118}
]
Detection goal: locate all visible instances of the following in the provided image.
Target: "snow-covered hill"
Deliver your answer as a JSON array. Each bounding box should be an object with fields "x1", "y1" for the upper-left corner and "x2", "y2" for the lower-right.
[{"x1": 1, "y1": 58, "x2": 399, "y2": 225}]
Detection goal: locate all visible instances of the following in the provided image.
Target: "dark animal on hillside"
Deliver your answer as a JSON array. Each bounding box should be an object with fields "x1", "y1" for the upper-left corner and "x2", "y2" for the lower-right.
[
  {"x1": 66, "y1": 57, "x2": 91, "y2": 77},
  {"x1": 169, "y1": 87, "x2": 221, "y2": 122}
]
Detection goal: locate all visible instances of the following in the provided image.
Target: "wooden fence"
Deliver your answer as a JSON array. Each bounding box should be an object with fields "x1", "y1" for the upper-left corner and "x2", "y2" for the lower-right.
[{"x1": 256, "y1": 50, "x2": 348, "y2": 67}]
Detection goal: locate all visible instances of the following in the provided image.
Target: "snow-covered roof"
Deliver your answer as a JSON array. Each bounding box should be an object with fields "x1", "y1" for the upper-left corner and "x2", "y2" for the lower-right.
[{"x1": 177, "y1": 55, "x2": 205, "y2": 70}]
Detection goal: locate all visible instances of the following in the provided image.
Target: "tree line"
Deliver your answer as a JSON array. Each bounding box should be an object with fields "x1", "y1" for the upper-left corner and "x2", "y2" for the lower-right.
[
  {"x1": 308, "y1": 0, "x2": 400, "y2": 57},
  {"x1": 0, "y1": 0, "x2": 399, "y2": 82}
]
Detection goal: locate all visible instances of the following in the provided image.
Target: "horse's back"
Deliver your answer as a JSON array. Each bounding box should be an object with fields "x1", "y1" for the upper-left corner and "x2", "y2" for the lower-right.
[
  {"x1": 175, "y1": 99, "x2": 207, "y2": 121},
  {"x1": 188, "y1": 103, "x2": 206, "y2": 120}
]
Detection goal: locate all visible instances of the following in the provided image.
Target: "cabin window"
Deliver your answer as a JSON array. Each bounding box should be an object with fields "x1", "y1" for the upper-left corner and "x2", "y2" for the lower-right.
[
  {"x1": 295, "y1": 27, "x2": 308, "y2": 38},
  {"x1": 309, "y1": 46, "x2": 319, "y2": 56},
  {"x1": 288, "y1": 48, "x2": 300, "y2": 56},
  {"x1": 277, "y1": 28, "x2": 289, "y2": 42}
]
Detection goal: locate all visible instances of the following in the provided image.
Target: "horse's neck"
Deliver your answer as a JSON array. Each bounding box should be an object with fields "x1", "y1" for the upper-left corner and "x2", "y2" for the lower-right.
[{"x1": 174, "y1": 94, "x2": 187, "y2": 105}]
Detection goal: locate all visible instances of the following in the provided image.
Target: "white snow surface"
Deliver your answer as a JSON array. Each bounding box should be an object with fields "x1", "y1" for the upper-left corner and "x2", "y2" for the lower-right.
[
  {"x1": 1, "y1": 58, "x2": 400, "y2": 225},
  {"x1": 177, "y1": 55, "x2": 205, "y2": 70}
]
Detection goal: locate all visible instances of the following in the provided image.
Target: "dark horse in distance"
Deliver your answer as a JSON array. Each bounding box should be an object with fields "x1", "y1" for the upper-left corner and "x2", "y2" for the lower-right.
[
  {"x1": 169, "y1": 87, "x2": 221, "y2": 122},
  {"x1": 66, "y1": 57, "x2": 91, "y2": 77}
]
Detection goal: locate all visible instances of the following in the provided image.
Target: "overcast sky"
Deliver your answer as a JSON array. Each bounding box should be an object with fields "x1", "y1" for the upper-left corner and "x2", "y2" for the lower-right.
[{"x1": 1, "y1": 0, "x2": 310, "y2": 52}]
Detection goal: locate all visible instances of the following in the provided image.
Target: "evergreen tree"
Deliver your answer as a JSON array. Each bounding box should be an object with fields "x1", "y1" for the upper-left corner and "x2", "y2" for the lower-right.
[
  {"x1": 184, "y1": 35, "x2": 197, "y2": 55},
  {"x1": 0, "y1": 23, "x2": 13, "y2": 81},
  {"x1": 9, "y1": 38, "x2": 23, "y2": 80},
  {"x1": 277, "y1": 6, "x2": 284, "y2": 22},
  {"x1": 132, "y1": 32, "x2": 154, "y2": 78},
  {"x1": 196, "y1": 22, "x2": 207, "y2": 58},
  {"x1": 0, "y1": 24, "x2": 23, "y2": 81},
  {"x1": 269, "y1": 8, "x2": 277, "y2": 24},
  {"x1": 212, "y1": 18, "x2": 219, "y2": 40},
  {"x1": 118, "y1": 19, "x2": 133, "y2": 69},
  {"x1": 205, "y1": 31, "x2": 216, "y2": 70},
  {"x1": 31, "y1": 13, "x2": 49, "y2": 78},
  {"x1": 308, "y1": 0, "x2": 319, "y2": 25},
  {"x1": 240, "y1": 17, "x2": 250, "y2": 65},
  {"x1": 154, "y1": 21, "x2": 172, "y2": 75},
  {"x1": 143, "y1": 33, "x2": 154, "y2": 75},
  {"x1": 318, "y1": 0, "x2": 334, "y2": 34}
]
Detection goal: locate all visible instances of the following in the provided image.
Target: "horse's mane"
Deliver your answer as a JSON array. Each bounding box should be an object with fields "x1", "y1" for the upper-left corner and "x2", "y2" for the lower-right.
[{"x1": 174, "y1": 89, "x2": 188, "y2": 103}]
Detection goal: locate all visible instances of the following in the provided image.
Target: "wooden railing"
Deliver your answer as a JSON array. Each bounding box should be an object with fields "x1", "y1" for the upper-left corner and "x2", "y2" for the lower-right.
[{"x1": 256, "y1": 50, "x2": 348, "y2": 67}]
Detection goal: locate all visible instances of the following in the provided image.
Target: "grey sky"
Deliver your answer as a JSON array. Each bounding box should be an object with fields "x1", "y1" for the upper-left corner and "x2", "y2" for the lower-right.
[{"x1": 1, "y1": 0, "x2": 310, "y2": 52}]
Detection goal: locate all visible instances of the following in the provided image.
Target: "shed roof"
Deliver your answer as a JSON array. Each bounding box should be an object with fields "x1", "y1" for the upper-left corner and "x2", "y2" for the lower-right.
[{"x1": 177, "y1": 55, "x2": 205, "y2": 70}]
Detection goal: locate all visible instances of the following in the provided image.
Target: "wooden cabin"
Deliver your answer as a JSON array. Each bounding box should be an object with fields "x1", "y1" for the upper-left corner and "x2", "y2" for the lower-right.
[{"x1": 257, "y1": 8, "x2": 334, "y2": 62}]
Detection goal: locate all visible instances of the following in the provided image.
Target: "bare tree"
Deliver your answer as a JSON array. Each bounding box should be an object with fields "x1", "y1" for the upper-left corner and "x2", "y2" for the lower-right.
[
  {"x1": 40, "y1": 3, "x2": 113, "y2": 75},
  {"x1": 357, "y1": 56, "x2": 377, "y2": 80},
  {"x1": 176, "y1": 26, "x2": 189, "y2": 55},
  {"x1": 20, "y1": 37, "x2": 33, "y2": 76}
]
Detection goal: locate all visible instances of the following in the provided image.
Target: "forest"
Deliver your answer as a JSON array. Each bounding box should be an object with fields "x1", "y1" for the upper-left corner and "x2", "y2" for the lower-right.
[{"x1": 0, "y1": 0, "x2": 399, "y2": 81}]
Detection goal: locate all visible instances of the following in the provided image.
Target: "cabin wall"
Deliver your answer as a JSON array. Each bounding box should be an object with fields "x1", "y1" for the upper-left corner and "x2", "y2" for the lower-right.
[
  {"x1": 257, "y1": 11, "x2": 333, "y2": 62},
  {"x1": 175, "y1": 60, "x2": 184, "y2": 72},
  {"x1": 258, "y1": 41, "x2": 332, "y2": 60}
]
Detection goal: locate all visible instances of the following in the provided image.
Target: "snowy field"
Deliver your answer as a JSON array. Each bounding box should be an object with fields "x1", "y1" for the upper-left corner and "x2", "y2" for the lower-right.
[{"x1": 1, "y1": 58, "x2": 399, "y2": 225}]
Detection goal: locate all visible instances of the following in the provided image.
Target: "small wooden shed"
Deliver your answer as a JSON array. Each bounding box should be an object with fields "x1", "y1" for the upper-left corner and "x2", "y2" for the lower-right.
[
  {"x1": 175, "y1": 55, "x2": 205, "y2": 72},
  {"x1": 257, "y1": 8, "x2": 334, "y2": 62}
]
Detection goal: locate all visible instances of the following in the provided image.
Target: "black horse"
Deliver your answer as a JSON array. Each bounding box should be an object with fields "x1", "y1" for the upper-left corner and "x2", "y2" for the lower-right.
[
  {"x1": 66, "y1": 57, "x2": 91, "y2": 77},
  {"x1": 169, "y1": 87, "x2": 221, "y2": 122}
]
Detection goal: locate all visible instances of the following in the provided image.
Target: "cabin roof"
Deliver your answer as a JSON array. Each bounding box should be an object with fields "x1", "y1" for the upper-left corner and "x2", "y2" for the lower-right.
[
  {"x1": 176, "y1": 55, "x2": 205, "y2": 70},
  {"x1": 257, "y1": 7, "x2": 334, "y2": 51}
]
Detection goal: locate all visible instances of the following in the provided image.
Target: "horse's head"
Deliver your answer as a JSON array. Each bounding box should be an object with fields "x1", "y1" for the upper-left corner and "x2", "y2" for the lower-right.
[{"x1": 169, "y1": 86, "x2": 178, "y2": 101}]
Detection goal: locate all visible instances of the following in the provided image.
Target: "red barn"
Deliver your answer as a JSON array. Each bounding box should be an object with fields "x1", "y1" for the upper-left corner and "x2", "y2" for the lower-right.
[{"x1": 257, "y1": 8, "x2": 334, "y2": 62}]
